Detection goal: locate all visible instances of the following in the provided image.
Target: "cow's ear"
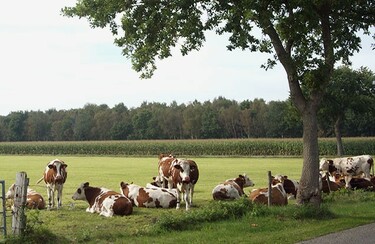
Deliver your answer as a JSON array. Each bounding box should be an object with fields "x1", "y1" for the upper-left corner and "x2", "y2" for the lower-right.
[
  {"x1": 239, "y1": 174, "x2": 243, "y2": 178},
  {"x1": 120, "y1": 182, "x2": 125, "y2": 188},
  {"x1": 83, "y1": 182, "x2": 89, "y2": 188},
  {"x1": 284, "y1": 175, "x2": 288, "y2": 179}
]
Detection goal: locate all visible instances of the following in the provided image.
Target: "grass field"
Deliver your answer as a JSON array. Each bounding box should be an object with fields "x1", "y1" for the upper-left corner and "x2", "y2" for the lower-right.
[{"x1": 1, "y1": 155, "x2": 375, "y2": 243}]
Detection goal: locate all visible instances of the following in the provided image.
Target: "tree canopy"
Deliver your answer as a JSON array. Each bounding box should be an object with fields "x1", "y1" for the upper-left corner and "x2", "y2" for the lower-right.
[{"x1": 62, "y1": 1, "x2": 375, "y2": 205}]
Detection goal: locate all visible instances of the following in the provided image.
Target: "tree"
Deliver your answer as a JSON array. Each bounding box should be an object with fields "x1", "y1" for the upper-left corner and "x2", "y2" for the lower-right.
[
  {"x1": 319, "y1": 66, "x2": 375, "y2": 155},
  {"x1": 5, "y1": 112, "x2": 27, "y2": 141},
  {"x1": 62, "y1": 1, "x2": 374, "y2": 205}
]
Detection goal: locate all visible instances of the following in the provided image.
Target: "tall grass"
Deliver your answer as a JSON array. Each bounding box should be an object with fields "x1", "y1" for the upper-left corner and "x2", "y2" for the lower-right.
[{"x1": 0, "y1": 137, "x2": 374, "y2": 156}]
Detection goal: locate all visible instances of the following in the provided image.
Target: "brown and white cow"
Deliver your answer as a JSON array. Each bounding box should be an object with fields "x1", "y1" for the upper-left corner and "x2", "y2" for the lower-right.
[
  {"x1": 120, "y1": 182, "x2": 177, "y2": 208},
  {"x1": 319, "y1": 172, "x2": 342, "y2": 194},
  {"x1": 212, "y1": 174, "x2": 254, "y2": 200},
  {"x1": 272, "y1": 174, "x2": 299, "y2": 199},
  {"x1": 319, "y1": 155, "x2": 374, "y2": 188},
  {"x1": 37, "y1": 159, "x2": 67, "y2": 209},
  {"x1": 157, "y1": 154, "x2": 199, "y2": 210},
  {"x1": 249, "y1": 183, "x2": 288, "y2": 206},
  {"x1": 72, "y1": 182, "x2": 133, "y2": 217},
  {"x1": 6, "y1": 183, "x2": 46, "y2": 210}
]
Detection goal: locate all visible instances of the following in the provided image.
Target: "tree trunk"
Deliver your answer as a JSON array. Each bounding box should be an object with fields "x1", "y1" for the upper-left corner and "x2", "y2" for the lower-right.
[
  {"x1": 296, "y1": 107, "x2": 321, "y2": 206},
  {"x1": 334, "y1": 115, "x2": 344, "y2": 156}
]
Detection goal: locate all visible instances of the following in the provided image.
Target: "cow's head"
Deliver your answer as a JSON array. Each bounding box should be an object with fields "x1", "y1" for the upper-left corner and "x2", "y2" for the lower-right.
[
  {"x1": 173, "y1": 159, "x2": 192, "y2": 183},
  {"x1": 319, "y1": 159, "x2": 336, "y2": 173},
  {"x1": 72, "y1": 182, "x2": 89, "y2": 201},
  {"x1": 48, "y1": 159, "x2": 68, "y2": 180},
  {"x1": 151, "y1": 176, "x2": 163, "y2": 187},
  {"x1": 241, "y1": 173, "x2": 255, "y2": 187},
  {"x1": 5, "y1": 183, "x2": 16, "y2": 199}
]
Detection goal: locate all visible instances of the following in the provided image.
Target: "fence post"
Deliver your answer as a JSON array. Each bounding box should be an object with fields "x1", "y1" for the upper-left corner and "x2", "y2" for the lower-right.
[
  {"x1": 12, "y1": 172, "x2": 28, "y2": 236},
  {"x1": 0, "y1": 180, "x2": 7, "y2": 236},
  {"x1": 268, "y1": 171, "x2": 272, "y2": 206}
]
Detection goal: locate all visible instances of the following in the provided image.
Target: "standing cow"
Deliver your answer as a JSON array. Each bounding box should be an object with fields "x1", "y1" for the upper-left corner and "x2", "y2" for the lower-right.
[
  {"x1": 120, "y1": 182, "x2": 177, "y2": 208},
  {"x1": 157, "y1": 154, "x2": 199, "y2": 210},
  {"x1": 319, "y1": 155, "x2": 373, "y2": 188},
  {"x1": 37, "y1": 159, "x2": 67, "y2": 209},
  {"x1": 212, "y1": 174, "x2": 254, "y2": 200},
  {"x1": 6, "y1": 184, "x2": 46, "y2": 210},
  {"x1": 72, "y1": 182, "x2": 133, "y2": 217}
]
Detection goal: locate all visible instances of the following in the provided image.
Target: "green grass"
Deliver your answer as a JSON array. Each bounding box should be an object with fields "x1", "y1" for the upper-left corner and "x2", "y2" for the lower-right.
[{"x1": 1, "y1": 156, "x2": 375, "y2": 243}]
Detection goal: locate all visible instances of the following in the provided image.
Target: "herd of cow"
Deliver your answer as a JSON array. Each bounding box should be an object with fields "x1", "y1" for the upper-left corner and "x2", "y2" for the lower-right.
[{"x1": 5, "y1": 154, "x2": 374, "y2": 217}]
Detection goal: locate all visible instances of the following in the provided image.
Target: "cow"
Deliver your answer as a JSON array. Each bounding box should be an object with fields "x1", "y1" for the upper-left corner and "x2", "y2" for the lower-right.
[
  {"x1": 157, "y1": 154, "x2": 199, "y2": 210},
  {"x1": 37, "y1": 159, "x2": 67, "y2": 209},
  {"x1": 272, "y1": 174, "x2": 299, "y2": 199},
  {"x1": 332, "y1": 174, "x2": 375, "y2": 191},
  {"x1": 319, "y1": 172, "x2": 342, "y2": 194},
  {"x1": 249, "y1": 183, "x2": 288, "y2": 206},
  {"x1": 319, "y1": 155, "x2": 374, "y2": 189},
  {"x1": 146, "y1": 176, "x2": 164, "y2": 188},
  {"x1": 212, "y1": 174, "x2": 254, "y2": 200},
  {"x1": 72, "y1": 182, "x2": 133, "y2": 217},
  {"x1": 120, "y1": 182, "x2": 177, "y2": 208},
  {"x1": 6, "y1": 183, "x2": 46, "y2": 210}
]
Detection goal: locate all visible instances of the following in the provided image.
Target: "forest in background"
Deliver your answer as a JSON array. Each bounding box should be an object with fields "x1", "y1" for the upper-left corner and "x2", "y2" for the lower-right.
[{"x1": 0, "y1": 95, "x2": 373, "y2": 142}]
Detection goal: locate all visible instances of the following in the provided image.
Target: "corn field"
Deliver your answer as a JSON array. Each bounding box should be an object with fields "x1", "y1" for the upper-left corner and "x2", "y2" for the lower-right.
[{"x1": 0, "y1": 138, "x2": 373, "y2": 156}]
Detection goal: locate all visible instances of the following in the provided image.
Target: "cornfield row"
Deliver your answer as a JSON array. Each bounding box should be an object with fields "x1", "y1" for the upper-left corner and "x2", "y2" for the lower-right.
[{"x1": 0, "y1": 138, "x2": 374, "y2": 156}]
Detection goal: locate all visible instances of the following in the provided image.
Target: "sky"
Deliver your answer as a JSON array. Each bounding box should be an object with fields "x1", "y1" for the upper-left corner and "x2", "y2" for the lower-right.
[{"x1": 0, "y1": 1, "x2": 374, "y2": 116}]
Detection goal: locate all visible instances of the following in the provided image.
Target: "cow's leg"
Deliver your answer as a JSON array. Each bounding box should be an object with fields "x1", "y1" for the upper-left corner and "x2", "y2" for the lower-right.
[
  {"x1": 176, "y1": 188, "x2": 181, "y2": 210},
  {"x1": 46, "y1": 186, "x2": 53, "y2": 210},
  {"x1": 345, "y1": 175, "x2": 352, "y2": 189},
  {"x1": 184, "y1": 185, "x2": 191, "y2": 211},
  {"x1": 57, "y1": 184, "x2": 63, "y2": 209},
  {"x1": 189, "y1": 184, "x2": 195, "y2": 206}
]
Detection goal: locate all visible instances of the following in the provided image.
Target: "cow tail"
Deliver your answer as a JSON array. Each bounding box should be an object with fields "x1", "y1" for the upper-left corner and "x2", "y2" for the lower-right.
[{"x1": 36, "y1": 177, "x2": 44, "y2": 184}]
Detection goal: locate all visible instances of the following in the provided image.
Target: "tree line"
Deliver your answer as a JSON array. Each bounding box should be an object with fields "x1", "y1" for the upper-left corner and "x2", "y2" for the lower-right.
[{"x1": 0, "y1": 69, "x2": 374, "y2": 142}]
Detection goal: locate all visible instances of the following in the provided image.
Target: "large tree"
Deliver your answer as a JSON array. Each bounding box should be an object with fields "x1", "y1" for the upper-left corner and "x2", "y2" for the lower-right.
[
  {"x1": 319, "y1": 66, "x2": 375, "y2": 155},
  {"x1": 62, "y1": 1, "x2": 374, "y2": 205}
]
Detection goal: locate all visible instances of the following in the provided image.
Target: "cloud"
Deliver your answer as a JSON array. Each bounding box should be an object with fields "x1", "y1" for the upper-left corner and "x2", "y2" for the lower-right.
[{"x1": 0, "y1": 2, "x2": 373, "y2": 116}]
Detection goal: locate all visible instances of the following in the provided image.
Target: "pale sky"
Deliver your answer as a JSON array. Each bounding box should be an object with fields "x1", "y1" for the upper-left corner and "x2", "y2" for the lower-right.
[{"x1": 0, "y1": 1, "x2": 374, "y2": 116}]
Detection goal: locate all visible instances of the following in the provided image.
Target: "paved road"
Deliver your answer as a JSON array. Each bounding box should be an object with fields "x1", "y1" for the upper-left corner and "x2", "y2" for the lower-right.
[{"x1": 297, "y1": 222, "x2": 375, "y2": 244}]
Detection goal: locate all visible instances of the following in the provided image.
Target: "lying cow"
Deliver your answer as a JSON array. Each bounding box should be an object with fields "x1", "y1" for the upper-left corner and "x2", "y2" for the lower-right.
[
  {"x1": 249, "y1": 183, "x2": 288, "y2": 206},
  {"x1": 120, "y1": 182, "x2": 177, "y2": 208},
  {"x1": 212, "y1": 174, "x2": 254, "y2": 200},
  {"x1": 6, "y1": 183, "x2": 45, "y2": 210},
  {"x1": 272, "y1": 174, "x2": 299, "y2": 199},
  {"x1": 319, "y1": 172, "x2": 342, "y2": 194},
  {"x1": 72, "y1": 182, "x2": 133, "y2": 217},
  {"x1": 319, "y1": 155, "x2": 374, "y2": 188},
  {"x1": 157, "y1": 154, "x2": 199, "y2": 210},
  {"x1": 333, "y1": 174, "x2": 375, "y2": 191}
]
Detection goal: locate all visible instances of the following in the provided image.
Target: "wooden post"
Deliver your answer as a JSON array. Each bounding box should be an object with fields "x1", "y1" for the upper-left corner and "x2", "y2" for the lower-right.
[
  {"x1": 268, "y1": 171, "x2": 272, "y2": 206},
  {"x1": 12, "y1": 172, "x2": 28, "y2": 236}
]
